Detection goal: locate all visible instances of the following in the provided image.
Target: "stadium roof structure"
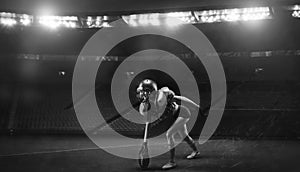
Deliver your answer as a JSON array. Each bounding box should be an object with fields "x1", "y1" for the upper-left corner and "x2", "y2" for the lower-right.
[{"x1": 0, "y1": 0, "x2": 299, "y2": 15}]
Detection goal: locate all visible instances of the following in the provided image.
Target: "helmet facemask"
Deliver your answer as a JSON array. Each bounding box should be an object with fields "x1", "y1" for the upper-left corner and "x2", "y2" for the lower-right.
[{"x1": 136, "y1": 79, "x2": 158, "y2": 103}]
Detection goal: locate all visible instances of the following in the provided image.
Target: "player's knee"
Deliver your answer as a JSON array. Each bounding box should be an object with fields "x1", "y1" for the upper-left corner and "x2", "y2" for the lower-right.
[{"x1": 167, "y1": 137, "x2": 175, "y2": 148}]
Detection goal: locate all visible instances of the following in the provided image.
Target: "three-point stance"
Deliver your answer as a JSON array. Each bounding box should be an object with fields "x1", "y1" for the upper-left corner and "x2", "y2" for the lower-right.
[{"x1": 137, "y1": 79, "x2": 200, "y2": 170}]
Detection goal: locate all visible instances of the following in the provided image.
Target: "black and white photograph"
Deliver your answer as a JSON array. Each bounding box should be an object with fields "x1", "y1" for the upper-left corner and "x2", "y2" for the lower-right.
[{"x1": 0, "y1": 0, "x2": 300, "y2": 171}]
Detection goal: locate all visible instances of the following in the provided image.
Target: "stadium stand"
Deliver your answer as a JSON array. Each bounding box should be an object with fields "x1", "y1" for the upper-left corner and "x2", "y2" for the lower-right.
[
  {"x1": 0, "y1": 76, "x2": 299, "y2": 139},
  {"x1": 12, "y1": 86, "x2": 81, "y2": 134}
]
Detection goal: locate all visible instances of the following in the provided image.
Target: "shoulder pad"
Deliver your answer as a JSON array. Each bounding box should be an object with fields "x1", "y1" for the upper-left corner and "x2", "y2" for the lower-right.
[{"x1": 159, "y1": 87, "x2": 175, "y2": 98}]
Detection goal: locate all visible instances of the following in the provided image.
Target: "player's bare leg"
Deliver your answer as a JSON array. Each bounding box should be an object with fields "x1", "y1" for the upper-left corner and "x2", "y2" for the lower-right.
[
  {"x1": 162, "y1": 117, "x2": 192, "y2": 169},
  {"x1": 178, "y1": 124, "x2": 200, "y2": 159},
  {"x1": 163, "y1": 127, "x2": 177, "y2": 170}
]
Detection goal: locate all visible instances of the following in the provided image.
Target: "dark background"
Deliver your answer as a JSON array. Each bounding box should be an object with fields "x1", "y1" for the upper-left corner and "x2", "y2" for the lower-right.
[{"x1": 0, "y1": 0, "x2": 300, "y2": 139}]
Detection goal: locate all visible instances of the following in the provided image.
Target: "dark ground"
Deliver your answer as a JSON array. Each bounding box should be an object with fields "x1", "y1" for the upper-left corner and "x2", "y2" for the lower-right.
[{"x1": 0, "y1": 135, "x2": 299, "y2": 172}]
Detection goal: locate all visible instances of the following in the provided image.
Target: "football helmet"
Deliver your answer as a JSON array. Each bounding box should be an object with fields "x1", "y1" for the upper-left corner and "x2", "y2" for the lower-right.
[{"x1": 136, "y1": 79, "x2": 158, "y2": 102}]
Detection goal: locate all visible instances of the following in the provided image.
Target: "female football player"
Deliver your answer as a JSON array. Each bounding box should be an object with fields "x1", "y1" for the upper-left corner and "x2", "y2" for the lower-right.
[{"x1": 137, "y1": 79, "x2": 200, "y2": 170}]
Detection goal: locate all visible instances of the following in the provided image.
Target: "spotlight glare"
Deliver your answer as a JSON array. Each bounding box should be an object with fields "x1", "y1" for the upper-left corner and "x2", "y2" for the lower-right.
[
  {"x1": 293, "y1": 5, "x2": 300, "y2": 11},
  {"x1": 0, "y1": 12, "x2": 17, "y2": 27},
  {"x1": 122, "y1": 11, "x2": 195, "y2": 27},
  {"x1": 148, "y1": 13, "x2": 160, "y2": 26},
  {"x1": 0, "y1": 18, "x2": 17, "y2": 26},
  {"x1": 85, "y1": 16, "x2": 106, "y2": 28},
  {"x1": 165, "y1": 18, "x2": 180, "y2": 26},
  {"x1": 292, "y1": 10, "x2": 300, "y2": 18},
  {"x1": 20, "y1": 14, "x2": 32, "y2": 26},
  {"x1": 38, "y1": 15, "x2": 78, "y2": 29},
  {"x1": 20, "y1": 18, "x2": 31, "y2": 26},
  {"x1": 195, "y1": 6, "x2": 271, "y2": 23},
  {"x1": 102, "y1": 22, "x2": 112, "y2": 27}
]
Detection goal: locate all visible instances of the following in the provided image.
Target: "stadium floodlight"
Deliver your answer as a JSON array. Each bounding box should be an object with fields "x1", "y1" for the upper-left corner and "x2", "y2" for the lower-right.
[
  {"x1": 20, "y1": 14, "x2": 33, "y2": 26},
  {"x1": 0, "y1": 18, "x2": 17, "y2": 26},
  {"x1": 0, "y1": 12, "x2": 17, "y2": 26},
  {"x1": 291, "y1": 5, "x2": 300, "y2": 18},
  {"x1": 292, "y1": 5, "x2": 300, "y2": 10},
  {"x1": 194, "y1": 7, "x2": 271, "y2": 23},
  {"x1": 292, "y1": 10, "x2": 300, "y2": 18},
  {"x1": 0, "y1": 12, "x2": 33, "y2": 27},
  {"x1": 38, "y1": 15, "x2": 78, "y2": 29},
  {"x1": 165, "y1": 11, "x2": 196, "y2": 26},
  {"x1": 101, "y1": 21, "x2": 112, "y2": 27},
  {"x1": 284, "y1": 5, "x2": 300, "y2": 18},
  {"x1": 122, "y1": 11, "x2": 196, "y2": 26},
  {"x1": 166, "y1": 12, "x2": 196, "y2": 23},
  {"x1": 83, "y1": 16, "x2": 112, "y2": 28}
]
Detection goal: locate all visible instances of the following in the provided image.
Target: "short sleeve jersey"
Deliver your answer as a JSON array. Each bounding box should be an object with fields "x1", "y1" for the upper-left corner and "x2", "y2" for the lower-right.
[{"x1": 158, "y1": 87, "x2": 191, "y2": 119}]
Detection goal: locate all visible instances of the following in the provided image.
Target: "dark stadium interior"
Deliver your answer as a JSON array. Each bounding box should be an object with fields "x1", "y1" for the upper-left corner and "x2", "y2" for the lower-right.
[{"x1": 0, "y1": 0, "x2": 300, "y2": 172}]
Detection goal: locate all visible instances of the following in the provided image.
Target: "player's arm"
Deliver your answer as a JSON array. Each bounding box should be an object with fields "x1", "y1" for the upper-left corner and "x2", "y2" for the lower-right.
[
  {"x1": 174, "y1": 95, "x2": 207, "y2": 117},
  {"x1": 173, "y1": 95, "x2": 200, "y2": 109},
  {"x1": 157, "y1": 87, "x2": 200, "y2": 108},
  {"x1": 174, "y1": 95, "x2": 207, "y2": 116},
  {"x1": 139, "y1": 102, "x2": 151, "y2": 122},
  {"x1": 139, "y1": 103, "x2": 147, "y2": 116}
]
